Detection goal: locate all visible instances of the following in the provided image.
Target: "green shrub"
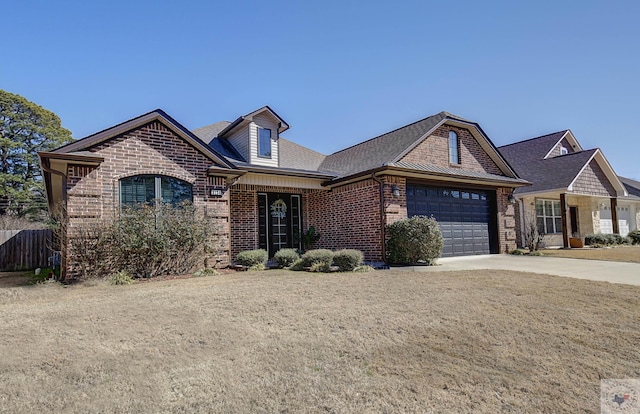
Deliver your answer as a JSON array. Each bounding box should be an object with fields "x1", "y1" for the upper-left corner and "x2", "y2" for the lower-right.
[
  {"x1": 289, "y1": 258, "x2": 305, "y2": 271},
  {"x1": 110, "y1": 270, "x2": 135, "y2": 285},
  {"x1": 301, "y1": 249, "x2": 334, "y2": 268},
  {"x1": 353, "y1": 265, "x2": 374, "y2": 273},
  {"x1": 309, "y1": 262, "x2": 332, "y2": 273},
  {"x1": 274, "y1": 248, "x2": 300, "y2": 268},
  {"x1": 509, "y1": 249, "x2": 525, "y2": 255},
  {"x1": 247, "y1": 263, "x2": 266, "y2": 272},
  {"x1": 193, "y1": 268, "x2": 219, "y2": 277},
  {"x1": 527, "y1": 250, "x2": 544, "y2": 256},
  {"x1": 628, "y1": 230, "x2": 640, "y2": 245},
  {"x1": 332, "y1": 249, "x2": 364, "y2": 271},
  {"x1": 386, "y1": 216, "x2": 443, "y2": 265},
  {"x1": 235, "y1": 249, "x2": 268, "y2": 268},
  {"x1": 585, "y1": 233, "x2": 628, "y2": 246}
]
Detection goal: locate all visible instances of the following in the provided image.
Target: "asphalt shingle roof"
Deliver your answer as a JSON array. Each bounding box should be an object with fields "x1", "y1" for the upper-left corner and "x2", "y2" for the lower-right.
[
  {"x1": 498, "y1": 132, "x2": 596, "y2": 194},
  {"x1": 318, "y1": 111, "x2": 453, "y2": 177},
  {"x1": 279, "y1": 138, "x2": 326, "y2": 171},
  {"x1": 391, "y1": 161, "x2": 528, "y2": 185},
  {"x1": 619, "y1": 176, "x2": 640, "y2": 199}
]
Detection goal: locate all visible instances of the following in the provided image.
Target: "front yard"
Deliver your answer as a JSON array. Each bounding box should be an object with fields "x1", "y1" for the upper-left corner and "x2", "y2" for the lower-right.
[
  {"x1": 541, "y1": 245, "x2": 640, "y2": 263},
  {"x1": 1, "y1": 269, "x2": 638, "y2": 412}
]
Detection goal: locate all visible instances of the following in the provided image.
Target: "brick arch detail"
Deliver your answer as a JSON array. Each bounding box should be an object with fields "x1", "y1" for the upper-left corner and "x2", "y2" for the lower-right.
[{"x1": 114, "y1": 170, "x2": 196, "y2": 184}]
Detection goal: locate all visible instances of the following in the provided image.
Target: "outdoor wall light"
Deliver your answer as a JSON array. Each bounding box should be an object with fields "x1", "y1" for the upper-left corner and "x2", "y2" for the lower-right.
[
  {"x1": 391, "y1": 184, "x2": 400, "y2": 197},
  {"x1": 508, "y1": 194, "x2": 516, "y2": 204}
]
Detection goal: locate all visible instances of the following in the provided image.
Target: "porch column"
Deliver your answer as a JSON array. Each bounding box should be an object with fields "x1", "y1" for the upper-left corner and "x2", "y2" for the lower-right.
[
  {"x1": 611, "y1": 198, "x2": 619, "y2": 234},
  {"x1": 560, "y1": 193, "x2": 569, "y2": 248}
]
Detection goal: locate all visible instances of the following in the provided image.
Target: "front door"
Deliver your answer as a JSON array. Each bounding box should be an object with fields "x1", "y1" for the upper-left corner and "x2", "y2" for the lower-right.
[
  {"x1": 569, "y1": 206, "x2": 579, "y2": 237},
  {"x1": 258, "y1": 193, "x2": 302, "y2": 257}
]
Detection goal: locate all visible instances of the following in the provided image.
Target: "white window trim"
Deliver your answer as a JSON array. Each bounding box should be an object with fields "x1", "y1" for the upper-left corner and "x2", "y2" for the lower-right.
[
  {"x1": 448, "y1": 131, "x2": 460, "y2": 165},
  {"x1": 536, "y1": 198, "x2": 563, "y2": 234},
  {"x1": 258, "y1": 128, "x2": 272, "y2": 159}
]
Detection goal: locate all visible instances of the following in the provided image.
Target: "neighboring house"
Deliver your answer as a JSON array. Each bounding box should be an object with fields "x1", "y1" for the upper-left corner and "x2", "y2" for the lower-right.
[
  {"x1": 498, "y1": 131, "x2": 640, "y2": 248},
  {"x1": 40, "y1": 106, "x2": 528, "y2": 279}
]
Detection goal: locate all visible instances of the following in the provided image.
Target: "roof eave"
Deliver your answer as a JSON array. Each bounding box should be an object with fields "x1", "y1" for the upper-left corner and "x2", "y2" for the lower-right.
[{"x1": 323, "y1": 166, "x2": 530, "y2": 189}]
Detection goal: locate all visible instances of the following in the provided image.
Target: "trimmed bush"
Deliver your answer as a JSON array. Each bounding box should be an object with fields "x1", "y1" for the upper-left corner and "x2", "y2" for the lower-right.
[
  {"x1": 274, "y1": 248, "x2": 300, "y2": 268},
  {"x1": 628, "y1": 230, "x2": 640, "y2": 245},
  {"x1": 301, "y1": 249, "x2": 334, "y2": 268},
  {"x1": 585, "y1": 233, "x2": 628, "y2": 247},
  {"x1": 236, "y1": 249, "x2": 268, "y2": 268},
  {"x1": 289, "y1": 258, "x2": 305, "y2": 271},
  {"x1": 510, "y1": 249, "x2": 525, "y2": 255},
  {"x1": 333, "y1": 249, "x2": 364, "y2": 272},
  {"x1": 309, "y1": 262, "x2": 332, "y2": 273},
  {"x1": 386, "y1": 216, "x2": 443, "y2": 265}
]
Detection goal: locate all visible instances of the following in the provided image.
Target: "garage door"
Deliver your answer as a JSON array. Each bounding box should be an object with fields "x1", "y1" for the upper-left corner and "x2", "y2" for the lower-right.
[
  {"x1": 406, "y1": 185, "x2": 495, "y2": 257},
  {"x1": 599, "y1": 205, "x2": 631, "y2": 236}
]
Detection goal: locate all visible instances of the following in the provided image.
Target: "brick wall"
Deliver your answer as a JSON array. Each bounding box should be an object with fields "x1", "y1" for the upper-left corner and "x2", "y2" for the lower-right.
[
  {"x1": 307, "y1": 178, "x2": 384, "y2": 261},
  {"x1": 229, "y1": 184, "x2": 319, "y2": 258},
  {"x1": 64, "y1": 121, "x2": 231, "y2": 278},
  {"x1": 571, "y1": 159, "x2": 616, "y2": 197},
  {"x1": 400, "y1": 125, "x2": 503, "y2": 175}
]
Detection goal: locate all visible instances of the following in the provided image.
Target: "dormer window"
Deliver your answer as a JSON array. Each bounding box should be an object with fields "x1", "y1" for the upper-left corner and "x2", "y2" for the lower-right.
[
  {"x1": 449, "y1": 131, "x2": 460, "y2": 164},
  {"x1": 258, "y1": 128, "x2": 272, "y2": 158},
  {"x1": 560, "y1": 146, "x2": 568, "y2": 155}
]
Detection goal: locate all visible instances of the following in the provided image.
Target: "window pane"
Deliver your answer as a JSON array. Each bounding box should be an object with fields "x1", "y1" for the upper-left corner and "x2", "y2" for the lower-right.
[
  {"x1": 161, "y1": 176, "x2": 192, "y2": 205},
  {"x1": 120, "y1": 175, "x2": 155, "y2": 205},
  {"x1": 546, "y1": 218, "x2": 554, "y2": 233},
  {"x1": 259, "y1": 128, "x2": 272, "y2": 158},
  {"x1": 553, "y1": 201, "x2": 561, "y2": 215},
  {"x1": 554, "y1": 218, "x2": 562, "y2": 233},
  {"x1": 536, "y1": 200, "x2": 544, "y2": 216},
  {"x1": 544, "y1": 201, "x2": 552, "y2": 215},
  {"x1": 537, "y1": 217, "x2": 545, "y2": 233},
  {"x1": 449, "y1": 131, "x2": 459, "y2": 164}
]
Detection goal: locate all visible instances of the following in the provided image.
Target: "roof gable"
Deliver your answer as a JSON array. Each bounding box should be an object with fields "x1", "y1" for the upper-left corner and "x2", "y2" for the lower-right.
[
  {"x1": 319, "y1": 111, "x2": 518, "y2": 180},
  {"x1": 54, "y1": 109, "x2": 235, "y2": 169},
  {"x1": 217, "y1": 106, "x2": 289, "y2": 138}
]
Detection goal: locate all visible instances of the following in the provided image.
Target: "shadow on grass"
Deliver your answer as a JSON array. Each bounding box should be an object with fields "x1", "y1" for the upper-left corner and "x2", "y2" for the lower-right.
[{"x1": 0, "y1": 268, "x2": 59, "y2": 288}]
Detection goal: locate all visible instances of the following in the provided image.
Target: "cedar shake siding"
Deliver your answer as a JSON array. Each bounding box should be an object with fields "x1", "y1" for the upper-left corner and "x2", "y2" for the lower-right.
[
  {"x1": 65, "y1": 121, "x2": 231, "y2": 275},
  {"x1": 400, "y1": 125, "x2": 503, "y2": 175},
  {"x1": 572, "y1": 160, "x2": 617, "y2": 197},
  {"x1": 547, "y1": 137, "x2": 576, "y2": 158}
]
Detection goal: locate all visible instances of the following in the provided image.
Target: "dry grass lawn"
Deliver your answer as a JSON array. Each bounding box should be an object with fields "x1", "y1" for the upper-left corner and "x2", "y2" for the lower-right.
[
  {"x1": 1, "y1": 269, "x2": 639, "y2": 413},
  {"x1": 542, "y1": 245, "x2": 640, "y2": 263}
]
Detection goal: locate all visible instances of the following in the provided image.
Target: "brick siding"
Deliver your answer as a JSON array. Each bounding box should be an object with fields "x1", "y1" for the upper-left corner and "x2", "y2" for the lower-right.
[
  {"x1": 63, "y1": 121, "x2": 231, "y2": 278},
  {"x1": 400, "y1": 125, "x2": 503, "y2": 175}
]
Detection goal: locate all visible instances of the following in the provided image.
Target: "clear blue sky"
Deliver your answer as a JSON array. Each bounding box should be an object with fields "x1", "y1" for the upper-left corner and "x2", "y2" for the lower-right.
[{"x1": 3, "y1": 0, "x2": 639, "y2": 178}]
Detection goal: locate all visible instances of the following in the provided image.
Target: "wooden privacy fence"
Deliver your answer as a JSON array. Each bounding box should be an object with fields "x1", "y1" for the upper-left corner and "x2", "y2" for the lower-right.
[{"x1": 0, "y1": 230, "x2": 53, "y2": 271}]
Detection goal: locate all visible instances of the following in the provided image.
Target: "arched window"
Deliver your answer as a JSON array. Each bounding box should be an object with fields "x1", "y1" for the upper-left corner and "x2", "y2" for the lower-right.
[
  {"x1": 449, "y1": 131, "x2": 460, "y2": 164},
  {"x1": 120, "y1": 175, "x2": 192, "y2": 206}
]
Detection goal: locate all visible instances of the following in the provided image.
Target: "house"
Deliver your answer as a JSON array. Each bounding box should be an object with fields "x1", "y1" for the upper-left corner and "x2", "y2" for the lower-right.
[
  {"x1": 40, "y1": 106, "x2": 529, "y2": 279},
  {"x1": 498, "y1": 131, "x2": 640, "y2": 247}
]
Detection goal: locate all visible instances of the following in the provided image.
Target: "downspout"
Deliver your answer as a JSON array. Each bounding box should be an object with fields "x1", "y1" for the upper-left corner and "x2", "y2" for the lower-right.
[
  {"x1": 371, "y1": 174, "x2": 386, "y2": 262},
  {"x1": 40, "y1": 159, "x2": 68, "y2": 280}
]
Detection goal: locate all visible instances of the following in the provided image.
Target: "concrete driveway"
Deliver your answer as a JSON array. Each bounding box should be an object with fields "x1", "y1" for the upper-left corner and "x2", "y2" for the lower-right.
[{"x1": 404, "y1": 254, "x2": 640, "y2": 286}]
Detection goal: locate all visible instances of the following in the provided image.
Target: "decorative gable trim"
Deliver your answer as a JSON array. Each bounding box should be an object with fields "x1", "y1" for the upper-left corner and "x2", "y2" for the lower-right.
[
  {"x1": 53, "y1": 109, "x2": 236, "y2": 169},
  {"x1": 543, "y1": 130, "x2": 583, "y2": 159}
]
